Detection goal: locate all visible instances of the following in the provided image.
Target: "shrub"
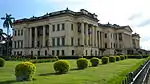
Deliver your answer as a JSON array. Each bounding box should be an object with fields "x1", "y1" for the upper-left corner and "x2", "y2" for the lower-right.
[
  {"x1": 53, "y1": 60, "x2": 70, "y2": 74},
  {"x1": 116, "y1": 56, "x2": 121, "y2": 61},
  {"x1": 109, "y1": 56, "x2": 116, "y2": 62},
  {"x1": 0, "y1": 58, "x2": 5, "y2": 67},
  {"x1": 120, "y1": 56, "x2": 125, "y2": 60},
  {"x1": 101, "y1": 57, "x2": 109, "y2": 64},
  {"x1": 15, "y1": 62, "x2": 36, "y2": 81},
  {"x1": 77, "y1": 58, "x2": 89, "y2": 69},
  {"x1": 90, "y1": 57, "x2": 100, "y2": 67}
]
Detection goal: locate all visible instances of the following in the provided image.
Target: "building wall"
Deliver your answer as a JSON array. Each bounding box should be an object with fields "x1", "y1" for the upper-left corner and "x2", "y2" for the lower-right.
[{"x1": 12, "y1": 11, "x2": 140, "y2": 56}]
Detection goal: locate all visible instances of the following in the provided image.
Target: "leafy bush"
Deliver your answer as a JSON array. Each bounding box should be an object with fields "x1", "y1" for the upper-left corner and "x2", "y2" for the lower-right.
[
  {"x1": 120, "y1": 56, "x2": 125, "y2": 60},
  {"x1": 109, "y1": 56, "x2": 116, "y2": 62},
  {"x1": 15, "y1": 62, "x2": 36, "y2": 81},
  {"x1": 77, "y1": 58, "x2": 89, "y2": 69},
  {"x1": 116, "y1": 56, "x2": 121, "y2": 61},
  {"x1": 90, "y1": 57, "x2": 100, "y2": 67},
  {"x1": 0, "y1": 58, "x2": 5, "y2": 67},
  {"x1": 53, "y1": 60, "x2": 70, "y2": 74},
  {"x1": 101, "y1": 57, "x2": 109, "y2": 64}
]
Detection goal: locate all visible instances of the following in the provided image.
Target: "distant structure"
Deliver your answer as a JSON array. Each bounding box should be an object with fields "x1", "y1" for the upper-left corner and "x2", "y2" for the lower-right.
[{"x1": 12, "y1": 8, "x2": 144, "y2": 56}]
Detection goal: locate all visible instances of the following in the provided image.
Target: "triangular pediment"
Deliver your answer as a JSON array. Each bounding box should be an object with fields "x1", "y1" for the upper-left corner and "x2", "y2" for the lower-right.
[{"x1": 124, "y1": 26, "x2": 133, "y2": 32}]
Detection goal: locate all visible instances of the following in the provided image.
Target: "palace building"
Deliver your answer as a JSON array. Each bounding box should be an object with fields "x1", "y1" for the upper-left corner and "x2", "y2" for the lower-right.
[{"x1": 12, "y1": 8, "x2": 140, "y2": 56}]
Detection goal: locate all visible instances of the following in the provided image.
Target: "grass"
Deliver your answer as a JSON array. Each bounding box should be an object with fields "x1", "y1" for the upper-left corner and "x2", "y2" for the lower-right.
[{"x1": 0, "y1": 59, "x2": 146, "y2": 84}]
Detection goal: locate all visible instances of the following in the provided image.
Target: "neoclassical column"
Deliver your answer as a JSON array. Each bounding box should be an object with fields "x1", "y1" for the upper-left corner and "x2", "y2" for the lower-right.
[
  {"x1": 95, "y1": 27, "x2": 98, "y2": 47},
  {"x1": 22, "y1": 28, "x2": 25, "y2": 48},
  {"x1": 97, "y1": 31, "x2": 99, "y2": 47},
  {"x1": 92, "y1": 25, "x2": 95, "y2": 47},
  {"x1": 66, "y1": 21, "x2": 71, "y2": 45},
  {"x1": 101, "y1": 32, "x2": 104, "y2": 48},
  {"x1": 99, "y1": 31, "x2": 102, "y2": 48},
  {"x1": 85, "y1": 23, "x2": 88, "y2": 46},
  {"x1": 43, "y1": 26, "x2": 46, "y2": 47},
  {"x1": 29, "y1": 28, "x2": 32, "y2": 48},
  {"x1": 34, "y1": 27, "x2": 37, "y2": 47},
  {"x1": 89, "y1": 25, "x2": 92, "y2": 46},
  {"x1": 99, "y1": 31, "x2": 101, "y2": 48},
  {"x1": 81, "y1": 22, "x2": 84, "y2": 46},
  {"x1": 49, "y1": 24, "x2": 52, "y2": 46}
]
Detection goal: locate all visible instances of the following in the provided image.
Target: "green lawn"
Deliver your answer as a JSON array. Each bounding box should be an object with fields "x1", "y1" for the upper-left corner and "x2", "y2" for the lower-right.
[{"x1": 0, "y1": 59, "x2": 146, "y2": 84}]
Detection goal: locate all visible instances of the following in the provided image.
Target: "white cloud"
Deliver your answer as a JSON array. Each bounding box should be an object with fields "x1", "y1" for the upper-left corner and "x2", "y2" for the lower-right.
[{"x1": 36, "y1": 0, "x2": 150, "y2": 50}]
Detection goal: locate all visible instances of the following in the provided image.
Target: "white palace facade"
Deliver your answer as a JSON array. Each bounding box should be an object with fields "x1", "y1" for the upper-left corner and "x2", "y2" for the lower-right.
[{"x1": 12, "y1": 8, "x2": 140, "y2": 56}]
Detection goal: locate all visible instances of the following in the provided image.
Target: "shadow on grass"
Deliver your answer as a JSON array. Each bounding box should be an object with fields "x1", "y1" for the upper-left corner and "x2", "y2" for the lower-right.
[
  {"x1": 70, "y1": 68, "x2": 86, "y2": 71},
  {"x1": 0, "y1": 80, "x2": 18, "y2": 84},
  {"x1": 39, "y1": 68, "x2": 83, "y2": 76},
  {"x1": 39, "y1": 72, "x2": 64, "y2": 76}
]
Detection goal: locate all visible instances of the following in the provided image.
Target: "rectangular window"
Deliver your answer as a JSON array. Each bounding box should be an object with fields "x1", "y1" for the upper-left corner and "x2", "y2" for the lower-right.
[
  {"x1": 38, "y1": 51, "x2": 40, "y2": 56},
  {"x1": 72, "y1": 50, "x2": 74, "y2": 55},
  {"x1": 62, "y1": 23, "x2": 65, "y2": 30},
  {"x1": 71, "y1": 24, "x2": 73, "y2": 30},
  {"x1": 37, "y1": 41, "x2": 40, "y2": 47},
  {"x1": 21, "y1": 29, "x2": 23, "y2": 35},
  {"x1": 114, "y1": 43, "x2": 115, "y2": 48},
  {"x1": 52, "y1": 38, "x2": 55, "y2": 46},
  {"x1": 57, "y1": 24, "x2": 60, "y2": 31},
  {"x1": 78, "y1": 23, "x2": 81, "y2": 32},
  {"x1": 111, "y1": 43, "x2": 112, "y2": 48},
  {"x1": 45, "y1": 50, "x2": 47, "y2": 56},
  {"x1": 21, "y1": 41, "x2": 23, "y2": 48},
  {"x1": 105, "y1": 33, "x2": 107, "y2": 38},
  {"x1": 14, "y1": 30, "x2": 17, "y2": 36},
  {"x1": 62, "y1": 50, "x2": 64, "y2": 56},
  {"x1": 57, "y1": 38, "x2": 60, "y2": 46},
  {"x1": 119, "y1": 33, "x2": 122, "y2": 41},
  {"x1": 78, "y1": 38, "x2": 80, "y2": 45},
  {"x1": 52, "y1": 50, "x2": 55, "y2": 56},
  {"x1": 18, "y1": 41, "x2": 20, "y2": 48},
  {"x1": 56, "y1": 50, "x2": 59, "y2": 56},
  {"x1": 62, "y1": 37, "x2": 65, "y2": 46},
  {"x1": 85, "y1": 50, "x2": 87, "y2": 56},
  {"x1": 14, "y1": 41, "x2": 16, "y2": 48},
  {"x1": 105, "y1": 43, "x2": 107, "y2": 48},
  {"x1": 20, "y1": 51, "x2": 22, "y2": 55},
  {"x1": 52, "y1": 25, "x2": 55, "y2": 31},
  {"x1": 45, "y1": 25, "x2": 49, "y2": 35},
  {"x1": 45, "y1": 40, "x2": 48, "y2": 47},
  {"x1": 95, "y1": 50, "x2": 97, "y2": 56},
  {"x1": 71, "y1": 37, "x2": 74, "y2": 46},
  {"x1": 14, "y1": 51, "x2": 16, "y2": 55},
  {"x1": 18, "y1": 30, "x2": 20, "y2": 36},
  {"x1": 31, "y1": 51, "x2": 33, "y2": 56}
]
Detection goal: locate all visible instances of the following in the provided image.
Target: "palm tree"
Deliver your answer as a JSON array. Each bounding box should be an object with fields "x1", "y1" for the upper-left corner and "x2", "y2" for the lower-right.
[
  {"x1": 1, "y1": 13, "x2": 15, "y2": 35},
  {"x1": 1, "y1": 13, "x2": 14, "y2": 56}
]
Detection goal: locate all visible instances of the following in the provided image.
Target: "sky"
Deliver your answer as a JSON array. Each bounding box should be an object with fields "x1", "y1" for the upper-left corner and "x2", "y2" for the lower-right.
[{"x1": 0, "y1": 0, "x2": 150, "y2": 50}]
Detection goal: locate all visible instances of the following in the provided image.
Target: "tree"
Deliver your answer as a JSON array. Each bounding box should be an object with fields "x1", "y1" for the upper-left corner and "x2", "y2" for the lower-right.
[
  {"x1": 1, "y1": 13, "x2": 14, "y2": 56},
  {"x1": 1, "y1": 13, "x2": 15, "y2": 35}
]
